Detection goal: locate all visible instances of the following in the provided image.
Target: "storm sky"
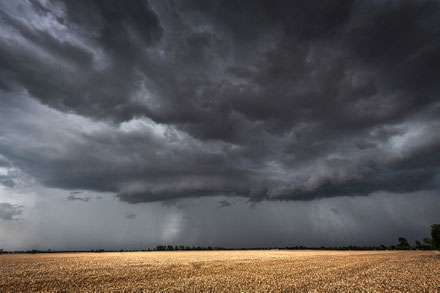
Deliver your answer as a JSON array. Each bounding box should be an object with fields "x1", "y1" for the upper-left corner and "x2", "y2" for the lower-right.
[{"x1": 0, "y1": 0, "x2": 440, "y2": 250}]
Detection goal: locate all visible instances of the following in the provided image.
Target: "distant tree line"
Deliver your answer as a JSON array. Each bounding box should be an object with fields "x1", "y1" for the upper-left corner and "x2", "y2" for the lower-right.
[
  {"x1": 155, "y1": 245, "x2": 223, "y2": 251},
  {"x1": 1, "y1": 224, "x2": 439, "y2": 254}
]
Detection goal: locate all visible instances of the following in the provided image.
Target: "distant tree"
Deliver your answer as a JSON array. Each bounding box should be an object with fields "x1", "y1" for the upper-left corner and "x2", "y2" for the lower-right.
[
  {"x1": 166, "y1": 245, "x2": 174, "y2": 251},
  {"x1": 431, "y1": 224, "x2": 440, "y2": 249},
  {"x1": 423, "y1": 238, "x2": 433, "y2": 249},
  {"x1": 397, "y1": 237, "x2": 410, "y2": 250},
  {"x1": 415, "y1": 240, "x2": 422, "y2": 250},
  {"x1": 156, "y1": 245, "x2": 166, "y2": 251}
]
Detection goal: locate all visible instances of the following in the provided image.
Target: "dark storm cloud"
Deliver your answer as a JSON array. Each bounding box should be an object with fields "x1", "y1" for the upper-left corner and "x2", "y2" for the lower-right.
[
  {"x1": 0, "y1": 0, "x2": 163, "y2": 121},
  {"x1": 0, "y1": 203, "x2": 23, "y2": 221},
  {"x1": 0, "y1": 0, "x2": 439, "y2": 202}
]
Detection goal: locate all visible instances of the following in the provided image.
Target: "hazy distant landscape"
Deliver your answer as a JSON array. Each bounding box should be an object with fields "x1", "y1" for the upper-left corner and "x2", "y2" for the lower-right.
[{"x1": 1, "y1": 250, "x2": 439, "y2": 292}]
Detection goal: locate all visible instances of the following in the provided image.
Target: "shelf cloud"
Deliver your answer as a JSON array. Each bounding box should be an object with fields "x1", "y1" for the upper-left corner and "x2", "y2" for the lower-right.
[{"x1": 0, "y1": 0, "x2": 439, "y2": 203}]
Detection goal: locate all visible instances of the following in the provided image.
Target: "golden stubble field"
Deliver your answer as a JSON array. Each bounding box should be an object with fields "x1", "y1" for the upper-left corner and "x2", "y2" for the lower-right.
[{"x1": 0, "y1": 250, "x2": 439, "y2": 292}]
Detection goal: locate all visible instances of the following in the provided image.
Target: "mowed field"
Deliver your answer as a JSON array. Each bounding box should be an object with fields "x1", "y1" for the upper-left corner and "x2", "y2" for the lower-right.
[{"x1": 1, "y1": 250, "x2": 439, "y2": 292}]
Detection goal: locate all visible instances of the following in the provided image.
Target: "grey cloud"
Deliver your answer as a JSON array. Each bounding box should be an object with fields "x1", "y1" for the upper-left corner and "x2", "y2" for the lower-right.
[
  {"x1": 0, "y1": 0, "x2": 439, "y2": 203},
  {"x1": 0, "y1": 156, "x2": 11, "y2": 168},
  {"x1": 0, "y1": 203, "x2": 23, "y2": 221},
  {"x1": 69, "y1": 191, "x2": 83, "y2": 195},
  {"x1": 218, "y1": 200, "x2": 231, "y2": 208},
  {"x1": 1, "y1": 192, "x2": 440, "y2": 250},
  {"x1": 0, "y1": 167, "x2": 19, "y2": 188},
  {"x1": 160, "y1": 192, "x2": 440, "y2": 248},
  {"x1": 67, "y1": 195, "x2": 91, "y2": 202},
  {"x1": 0, "y1": 175, "x2": 15, "y2": 188},
  {"x1": 124, "y1": 212, "x2": 136, "y2": 220},
  {"x1": 354, "y1": 140, "x2": 377, "y2": 150}
]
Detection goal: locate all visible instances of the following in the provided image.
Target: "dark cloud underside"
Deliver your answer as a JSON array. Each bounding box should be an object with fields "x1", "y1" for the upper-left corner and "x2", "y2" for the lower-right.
[{"x1": 0, "y1": 0, "x2": 439, "y2": 202}]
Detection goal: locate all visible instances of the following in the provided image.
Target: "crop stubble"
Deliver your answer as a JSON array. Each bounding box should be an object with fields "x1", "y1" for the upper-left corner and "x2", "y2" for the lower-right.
[{"x1": 1, "y1": 250, "x2": 439, "y2": 292}]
